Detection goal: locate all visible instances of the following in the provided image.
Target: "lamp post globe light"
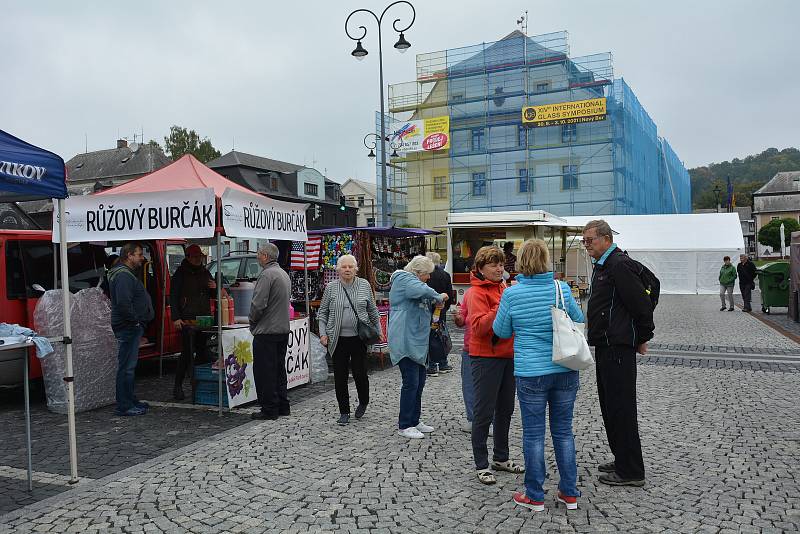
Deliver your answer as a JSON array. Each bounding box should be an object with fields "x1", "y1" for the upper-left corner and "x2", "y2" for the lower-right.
[{"x1": 346, "y1": 1, "x2": 416, "y2": 226}]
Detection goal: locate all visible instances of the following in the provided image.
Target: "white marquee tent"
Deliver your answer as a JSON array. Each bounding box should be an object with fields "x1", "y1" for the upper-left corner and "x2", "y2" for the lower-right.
[{"x1": 564, "y1": 213, "x2": 745, "y2": 295}]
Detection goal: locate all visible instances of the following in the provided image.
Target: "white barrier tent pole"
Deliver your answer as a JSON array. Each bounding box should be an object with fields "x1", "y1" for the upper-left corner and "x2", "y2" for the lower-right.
[{"x1": 58, "y1": 198, "x2": 79, "y2": 483}]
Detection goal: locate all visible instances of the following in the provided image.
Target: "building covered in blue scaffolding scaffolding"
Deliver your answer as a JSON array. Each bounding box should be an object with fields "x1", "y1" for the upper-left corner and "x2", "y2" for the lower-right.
[{"x1": 384, "y1": 30, "x2": 691, "y2": 231}]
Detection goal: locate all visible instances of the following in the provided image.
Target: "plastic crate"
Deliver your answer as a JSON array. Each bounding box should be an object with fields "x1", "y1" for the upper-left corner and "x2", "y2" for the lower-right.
[{"x1": 193, "y1": 364, "x2": 228, "y2": 407}]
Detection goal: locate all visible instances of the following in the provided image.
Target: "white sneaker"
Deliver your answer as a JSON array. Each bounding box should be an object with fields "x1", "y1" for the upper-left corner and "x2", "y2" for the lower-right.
[
  {"x1": 415, "y1": 422, "x2": 434, "y2": 433},
  {"x1": 461, "y1": 421, "x2": 472, "y2": 433},
  {"x1": 398, "y1": 427, "x2": 425, "y2": 439}
]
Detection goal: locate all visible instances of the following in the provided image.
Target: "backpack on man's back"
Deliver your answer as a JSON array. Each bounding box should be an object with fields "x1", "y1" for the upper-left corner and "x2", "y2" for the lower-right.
[{"x1": 621, "y1": 251, "x2": 660, "y2": 311}]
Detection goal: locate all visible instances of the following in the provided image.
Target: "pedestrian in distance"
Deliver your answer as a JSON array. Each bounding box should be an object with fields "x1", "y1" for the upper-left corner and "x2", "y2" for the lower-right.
[
  {"x1": 318, "y1": 254, "x2": 381, "y2": 426},
  {"x1": 469, "y1": 245, "x2": 524, "y2": 485},
  {"x1": 583, "y1": 220, "x2": 654, "y2": 487},
  {"x1": 425, "y1": 251, "x2": 454, "y2": 375},
  {"x1": 99, "y1": 253, "x2": 119, "y2": 299},
  {"x1": 108, "y1": 243, "x2": 154, "y2": 417},
  {"x1": 737, "y1": 254, "x2": 758, "y2": 312},
  {"x1": 493, "y1": 238, "x2": 584, "y2": 512},
  {"x1": 718, "y1": 256, "x2": 737, "y2": 311},
  {"x1": 503, "y1": 241, "x2": 517, "y2": 274},
  {"x1": 249, "y1": 242, "x2": 292, "y2": 421},
  {"x1": 388, "y1": 255, "x2": 448, "y2": 439},
  {"x1": 170, "y1": 244, "x2": 217, "y2": 400}
]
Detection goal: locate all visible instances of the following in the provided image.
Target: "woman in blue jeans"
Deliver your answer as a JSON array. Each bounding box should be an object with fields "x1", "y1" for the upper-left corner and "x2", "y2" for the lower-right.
[
  {"x1": 493, "y1": 238, "x2": 584, "y2": 511},
  {"x1": 387, "y1": 255, "x2": 448, "y2": 439}
]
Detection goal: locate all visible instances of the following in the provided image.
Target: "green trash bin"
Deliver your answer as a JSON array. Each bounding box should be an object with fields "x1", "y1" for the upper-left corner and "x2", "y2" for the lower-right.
[{"x1": 756, "y1": 262, "x2": 790, "y2": 313}]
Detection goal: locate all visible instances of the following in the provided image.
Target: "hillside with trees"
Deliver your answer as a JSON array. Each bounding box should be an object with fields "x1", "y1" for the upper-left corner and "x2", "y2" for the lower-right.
[{"x1": 690, "y1": 147, "x2": 800, "y2": 209}]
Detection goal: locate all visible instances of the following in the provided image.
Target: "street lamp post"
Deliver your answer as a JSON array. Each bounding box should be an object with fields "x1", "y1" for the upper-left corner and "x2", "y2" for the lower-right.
[
  {"x1": 346, "y1": 1, "x2": 415, "y2": 227},
  {"x1": 713, "y1": 184, "x2": 721, "y2": 213},
  {"x1": 364, "y1": 133, "x2": 401, "y2": 159}
]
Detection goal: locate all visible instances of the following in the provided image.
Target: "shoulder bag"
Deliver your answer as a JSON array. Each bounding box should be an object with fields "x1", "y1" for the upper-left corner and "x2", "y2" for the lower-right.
[
  {"x1": 551, "y1": 280, "x2": 593, "y2": 371},
  {"x1": 342, "y1": 282, "x2": 382, "y2": 345}
]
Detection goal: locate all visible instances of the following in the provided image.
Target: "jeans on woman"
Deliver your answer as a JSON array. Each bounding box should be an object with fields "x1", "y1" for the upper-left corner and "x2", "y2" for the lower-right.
[
  {"x1": 397, "y1": 357, "x2": 427, "y2": 429},
  {"x1": 516, "y1": 371, "x2": 580, "y2": 501}
]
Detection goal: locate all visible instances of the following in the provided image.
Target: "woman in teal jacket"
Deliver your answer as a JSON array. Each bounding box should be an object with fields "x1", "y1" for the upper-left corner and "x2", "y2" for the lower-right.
[
  {"x1": 493, "y1": 239, "x2": 584, "y2": 512},
  {"x1": 718, "y1": 256, "x2": 737, "y2": 311},
  {"x1": 389, "y1": 256, "x2": 448, "y2": 439}
]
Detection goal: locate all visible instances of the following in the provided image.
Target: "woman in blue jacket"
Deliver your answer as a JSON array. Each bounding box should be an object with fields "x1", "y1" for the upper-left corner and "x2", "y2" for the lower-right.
[
  {"x1": 388, "y1": 255, "x2": 448, "y2": 439},
  {"x1": 493, "y1": 239, "x2": 584, "y2": 512}
]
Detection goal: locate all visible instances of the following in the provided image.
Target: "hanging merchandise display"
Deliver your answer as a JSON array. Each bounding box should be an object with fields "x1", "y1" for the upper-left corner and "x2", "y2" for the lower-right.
[
  {"x1": 290, "y1": 270, "x2": 320, "y2": 302},
  {"x1": 321, "y1": 233, "x2": 355, "y2": 268}
]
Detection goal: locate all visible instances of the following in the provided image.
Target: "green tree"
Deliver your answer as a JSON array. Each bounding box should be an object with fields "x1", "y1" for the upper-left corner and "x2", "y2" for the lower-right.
[
  {"x1": 757, "y1": 217, "x2": 800, "y2": 251},
  {"x1": 690, "y1": 147, "x2": 800, "y2": 209},
  {"x1": 163, "y1": 126, "x2": 221, "y2": 163}
]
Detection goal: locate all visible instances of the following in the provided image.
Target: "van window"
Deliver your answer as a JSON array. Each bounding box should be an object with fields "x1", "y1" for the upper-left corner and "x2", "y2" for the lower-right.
[{"x1": 5, "y1": 241, "x2": 106, "y2": 299}]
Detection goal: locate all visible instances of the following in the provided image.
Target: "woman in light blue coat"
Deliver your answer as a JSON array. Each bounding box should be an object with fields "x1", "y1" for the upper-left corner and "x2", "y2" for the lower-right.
[
  {"x1": 388, "y1": 255, "x2": 448, "y2": 439},
  {"x1": 493, "y1": 239, "x2": 585, "y2": 512}
]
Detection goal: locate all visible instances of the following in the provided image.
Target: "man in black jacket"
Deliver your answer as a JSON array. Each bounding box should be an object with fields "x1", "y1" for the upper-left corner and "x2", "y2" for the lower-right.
[
  {"x1": 425, "y1": 252, "x2": 454, "y2": 375},
  {"x1": 170, "y1": 244, "x2": 216, "y2": 400},
  {"x1": 583, "y1": 220, "x2": 654, "y2": 487},
  {"x1": 737, "y1": 254, "x2": 758, "y2": 312},
  {"x1": 109, "y1": 243, "x2": 154, "y2": 417}
]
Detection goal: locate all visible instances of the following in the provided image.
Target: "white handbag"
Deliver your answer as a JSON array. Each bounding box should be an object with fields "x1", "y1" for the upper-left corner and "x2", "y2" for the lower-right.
[{"x1": 551, "y1": 280, "x2": 594, "y2": 371}]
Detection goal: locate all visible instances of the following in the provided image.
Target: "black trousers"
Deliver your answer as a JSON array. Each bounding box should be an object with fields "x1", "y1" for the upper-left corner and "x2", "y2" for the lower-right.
[
  {"x1": 252, "y1": 333, "x2": 290, "y2": 416},
  {"x1": 741, "y1": 282, "x2": 754, "y2": 311},
  {"x1": 470, "y1": 356, "x2": 515, "y2": 470},
  {"x1": 332, "y1": 335, "x2": 369, "y2": 414},
  {"x1": 595, "y1": 345, "x2": 645, "y2": 480},
  {"x1": 175, "y1": 327, "x2": 208, "y2": 386}
]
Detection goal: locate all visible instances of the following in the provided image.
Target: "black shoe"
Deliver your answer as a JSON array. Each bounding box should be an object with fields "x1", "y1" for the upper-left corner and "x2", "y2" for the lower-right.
[
  {"x1": 279, "y1": 409, "x2": 291, "y2": 417},
  {"x1": 438, "y1": 365, "x2": 453, "y2": 373},
  {"x1": 719, "y1": 306, "x2": 726, "y2": 311},
  {"x1": 598, "y1": 461, "x2": 616, "y2": 473},
  {"x1": 354, "y1": 404, "x2": 367, "y2": 419},
  {"x1": 251, "y1": 412, "x2": 278, "y2": 421},
  {"x1": 173, "y1": 385, "x2": 184, "y2": 401},
  {"x1": 134, "y1": 400, "x2": 149, "y2": 410},
  {"x1": 427, "y1": 369, "x2": 439, "y2": 377},
  {"x1": 598, "y1": 472, "x2": 645, "y2": 487},
  {"x1": 338, "y1": 413, "x2": 350, "y2": 425},
  {"x1": 728, "y1": 308, "x2": 734, "y2": 312}
]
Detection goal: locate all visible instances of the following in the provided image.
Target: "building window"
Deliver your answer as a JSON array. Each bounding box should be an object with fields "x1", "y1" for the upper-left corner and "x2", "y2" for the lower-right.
[
  {"x1": 304, "y1": 183, "x2": 318, "y2": 196},
  {"x1": 562, "y1": 123, "x2": 577, "y2": 143},
  {"x1": 562, "y1": 165, "x2": 578, "y2": 190},
  {"x1": 518, "y1": 126, "x2": 527, "y2": 147},
  {"x1": 472, "y1": 172, "x2": 486, "y2": 197},
  {"x1": 471, "y1": 128, "x2": 485, "y2": 151},
  {"x1": 357, "y1": 196, "x2": 365, "y2": 207},
  {"x1": 518, "y1": 168, "x2": 529, "y2": 193},
  {"x1": 535, "y1": 81, "x2": 550, "y2": 93},
  {"x1": 433, "y1": 176, "x2": 447, "y2": 199},
  {"x1": 366, "y1": 217, "x2": 375, "y2": 227},
  {"x1": 270, "y1": 176, "x2": 278, "y2": 190}
]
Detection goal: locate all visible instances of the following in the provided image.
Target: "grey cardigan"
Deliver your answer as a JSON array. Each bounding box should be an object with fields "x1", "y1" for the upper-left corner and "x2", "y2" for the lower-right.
[{"x1": 318, "y1": 277, "x2": 381, "y2": 355}]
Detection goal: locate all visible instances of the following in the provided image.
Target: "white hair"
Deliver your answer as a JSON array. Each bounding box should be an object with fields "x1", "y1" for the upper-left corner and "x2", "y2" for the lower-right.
[
  {"x1": 404, "y1": 255, "x2": 435, "y2": 276},
  {"x1": 336, "y1": 254, "x2": 358, "y2": 269},
  {"x1": 425, "y1": 251, "x2": 441, "y2": 265},
  {"x1": 258, "y1": 242, "x2": 279, "y2": 261}
]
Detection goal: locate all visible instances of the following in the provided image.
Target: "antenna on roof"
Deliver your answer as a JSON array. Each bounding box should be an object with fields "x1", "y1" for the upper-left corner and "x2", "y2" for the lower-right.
[
  {"x1": 84, "y1": 133, "x2": 88, "y2": 154},
  {"x1": 232, "y1": 136, "x2": 235, "y2": 151},
  {"x1": 516, "y1": 10, "x2": 528, "y2": 35}
]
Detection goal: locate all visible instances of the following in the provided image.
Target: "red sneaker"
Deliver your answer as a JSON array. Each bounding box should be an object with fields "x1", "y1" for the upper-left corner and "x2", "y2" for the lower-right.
[
  {"x1": 513, "y1": 491, "x2": 544, "y2": 512},
  {"x1": 557, "y1": 491, "x2": 578, "y2": 510}
]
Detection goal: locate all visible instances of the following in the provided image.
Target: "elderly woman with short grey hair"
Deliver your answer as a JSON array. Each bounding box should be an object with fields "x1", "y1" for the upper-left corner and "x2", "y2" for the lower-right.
[
  {"x1": 388, "y1": 255, "x2": 449, "y2": 439},
  {"x1": 318, "y1": 254, "x2": 381, "y2": 426}
]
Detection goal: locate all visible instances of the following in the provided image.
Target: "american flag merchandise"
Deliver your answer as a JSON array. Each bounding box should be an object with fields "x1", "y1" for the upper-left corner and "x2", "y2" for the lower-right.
[{"x1": 290, "y1": 236, "x2": 321, "y2": 270}]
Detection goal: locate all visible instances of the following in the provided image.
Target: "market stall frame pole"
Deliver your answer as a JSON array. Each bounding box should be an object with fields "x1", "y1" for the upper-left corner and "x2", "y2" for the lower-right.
[
  {"x1": 216, "y1": 231, "x2": 224, "y2": 416},
  {"x1": 303, "y1": 242, "x2": 310, "y2": 381},
  {"x1": 57, "y1": 198, "x2": 79, "y2": 483},
  {"x1": 159, "y1": 250, "x2": 168, "y2": 378}
]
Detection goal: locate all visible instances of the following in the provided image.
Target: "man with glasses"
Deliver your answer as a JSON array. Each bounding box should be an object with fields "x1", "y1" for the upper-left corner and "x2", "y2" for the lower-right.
[{"x1": 583, "y1": 220, "x2": 654, "y2": 487}]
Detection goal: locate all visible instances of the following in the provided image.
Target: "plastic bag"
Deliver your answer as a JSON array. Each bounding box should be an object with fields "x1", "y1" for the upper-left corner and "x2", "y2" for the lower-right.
[
  {"x1": 34, "y1": 287, "x2": 118, "y2": 413},
  {"x1": 308, "y1": 332, "x2": 329, "y2": 383}
]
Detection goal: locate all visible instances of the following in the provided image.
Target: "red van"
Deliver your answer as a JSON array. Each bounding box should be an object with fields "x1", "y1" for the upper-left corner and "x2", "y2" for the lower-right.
[{"x1": 0, "y1": 230, "x2": 185, "y2": 385}]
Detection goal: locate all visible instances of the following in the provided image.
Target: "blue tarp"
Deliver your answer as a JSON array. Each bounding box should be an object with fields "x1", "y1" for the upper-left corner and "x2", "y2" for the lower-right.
[{"x1": 0, "y1": 129, "x2": 67, "y2": 201}]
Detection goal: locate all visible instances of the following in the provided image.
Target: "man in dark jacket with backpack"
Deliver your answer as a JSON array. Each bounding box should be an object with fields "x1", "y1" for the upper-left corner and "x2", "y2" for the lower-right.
[{"x1": 583, "y1": 220, "x2": 655, "y2": 487}]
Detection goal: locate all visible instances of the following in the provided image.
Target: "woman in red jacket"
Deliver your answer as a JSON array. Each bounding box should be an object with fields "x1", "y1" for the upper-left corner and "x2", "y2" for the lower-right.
[{"x1": 469, "y1": 246, "x2": 524, "y2": 485}]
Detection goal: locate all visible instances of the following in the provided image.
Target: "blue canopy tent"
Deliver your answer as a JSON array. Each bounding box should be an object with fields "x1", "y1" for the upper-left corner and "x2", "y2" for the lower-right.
[{"x1": 0, "y1": 129, "x2": 79, "y2": 484}]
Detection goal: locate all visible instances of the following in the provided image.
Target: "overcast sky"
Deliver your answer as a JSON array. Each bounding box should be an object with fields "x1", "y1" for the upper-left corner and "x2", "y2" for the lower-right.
[{"x1": 2, "y1": 0, "x2": 798, "y2": 184}]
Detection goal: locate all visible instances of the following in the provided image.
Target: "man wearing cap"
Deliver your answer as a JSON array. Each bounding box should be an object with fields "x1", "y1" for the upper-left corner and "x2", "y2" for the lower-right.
[{"x1": 170, "y1": 244, "x2": 216, "y2": 400}]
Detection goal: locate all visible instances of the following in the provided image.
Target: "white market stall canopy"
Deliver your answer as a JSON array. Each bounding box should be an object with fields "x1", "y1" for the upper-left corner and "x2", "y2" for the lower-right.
[{"x1": 564, "y1": 213, "x2": 745, "y2": 295}]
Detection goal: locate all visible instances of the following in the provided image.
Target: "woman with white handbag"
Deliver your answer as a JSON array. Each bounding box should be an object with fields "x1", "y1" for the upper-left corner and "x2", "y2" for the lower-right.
[{"x1": 493, "y1": 239, "x2": 586, "y2": 512}]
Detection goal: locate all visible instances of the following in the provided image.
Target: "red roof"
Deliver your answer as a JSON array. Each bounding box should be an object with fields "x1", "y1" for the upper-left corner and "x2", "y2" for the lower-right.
[{"x1": 95, "y1": 154, "x2": 255, "y2": 198}]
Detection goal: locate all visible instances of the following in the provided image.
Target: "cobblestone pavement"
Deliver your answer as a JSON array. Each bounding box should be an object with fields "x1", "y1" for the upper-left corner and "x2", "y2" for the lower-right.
[{"x1": 1, "y1": 296, "x2": 799, "y2": 533}]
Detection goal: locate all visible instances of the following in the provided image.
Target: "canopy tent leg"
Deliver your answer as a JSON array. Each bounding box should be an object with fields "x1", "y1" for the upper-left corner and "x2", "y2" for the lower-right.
[
  {"x1": 159, "y1": 247, "x2": 167, "y2": 378},
  {"x1": 58, "y1": 199, "x2": 79, "y2": 484},
  {"x1": 303, "y1": 242, "x2": 310, "y2": 382},
  {"x1": 216, "y1": 232, "x2": 223, "y2": 417}
]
